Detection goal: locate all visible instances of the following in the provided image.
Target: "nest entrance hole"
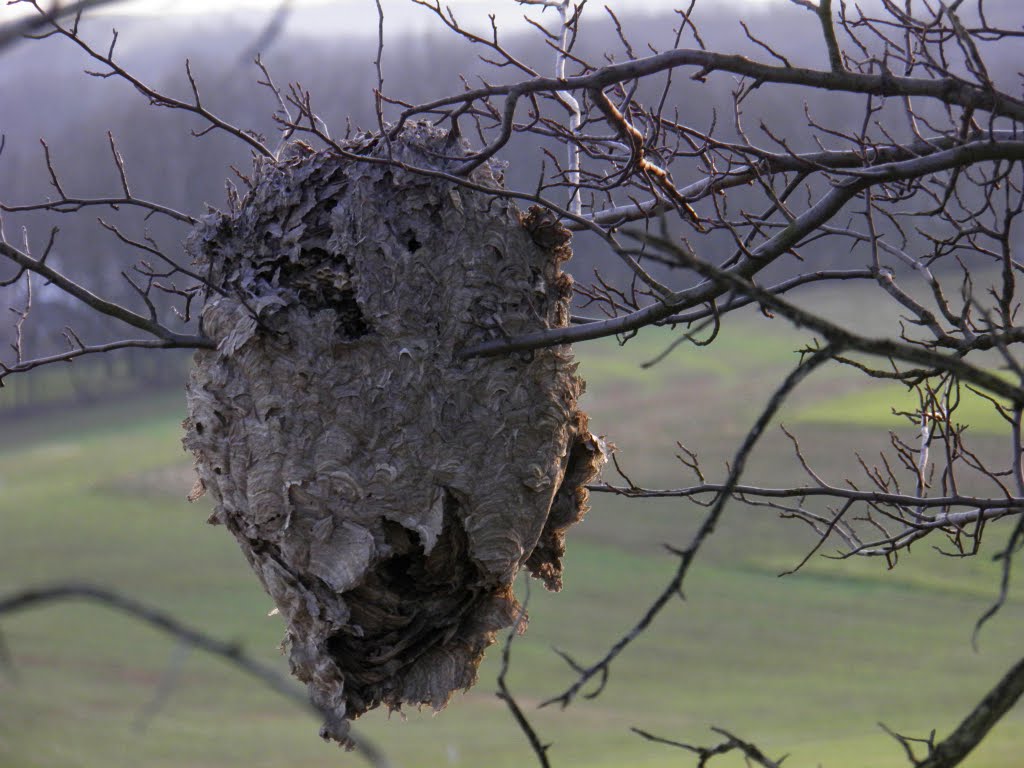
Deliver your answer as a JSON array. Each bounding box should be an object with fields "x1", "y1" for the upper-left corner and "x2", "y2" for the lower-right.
[
  {"x1": 281, "y1": 246, "x2": 370, "y2": 340},
  {"x1": 325, "y1": 490, "x2": 491, "y2": 712}
]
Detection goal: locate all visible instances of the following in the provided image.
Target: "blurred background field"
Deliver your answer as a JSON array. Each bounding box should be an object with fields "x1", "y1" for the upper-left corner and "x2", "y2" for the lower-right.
[
  {"x1": 3, "y1": 1, "x2": 1024, "y2": 766},
  {"x1": 2, "y1": 287, "x2": 1023, "y2": 768}
]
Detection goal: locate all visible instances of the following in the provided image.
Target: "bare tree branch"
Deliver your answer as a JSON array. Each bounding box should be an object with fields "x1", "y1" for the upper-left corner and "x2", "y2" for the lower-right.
[
  {"x1": 496, "y1": 580, "x2": 551, "y2": 768},
  {"x1": 6, "y1": 2, "x2": 1024, "y2": 764},
  {"x1": 0, "y1": 583, "x2": 391, "y2": 768},
  {"x1": 633, "y1": 725, "x2": 786, "y2": 768},
  {"x1": 889, "y1": 654, "x2": 1024, "y2": 768},
  {"x1": 0, "y1": 0, "x2": 116, "y2": 51},
  {"x1": 542, "y1": 345, "x2": 835, "y2": 709}
]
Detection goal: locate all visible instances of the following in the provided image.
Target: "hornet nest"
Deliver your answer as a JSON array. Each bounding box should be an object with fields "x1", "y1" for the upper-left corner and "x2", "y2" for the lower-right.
[{"x1": 183, "y1": 124, "x2": 606, "y2": 744}]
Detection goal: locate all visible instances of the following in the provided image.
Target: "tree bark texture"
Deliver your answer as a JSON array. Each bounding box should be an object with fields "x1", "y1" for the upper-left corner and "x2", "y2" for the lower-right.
[{"x1": 182, "y1": 125, "x2": 605, "y2": 744}]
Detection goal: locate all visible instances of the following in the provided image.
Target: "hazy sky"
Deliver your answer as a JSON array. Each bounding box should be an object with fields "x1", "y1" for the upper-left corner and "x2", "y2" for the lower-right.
[
  {"x1": 8, "y1": 0, "x2": 784, "y2": 39},
  {"x1": 107, "y1": 0, "x2": 778, "y2": 13}
]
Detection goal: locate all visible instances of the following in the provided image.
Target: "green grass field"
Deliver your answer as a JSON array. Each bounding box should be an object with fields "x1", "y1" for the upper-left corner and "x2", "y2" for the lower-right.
[{"x1": 2, "y1": 295, "x2": 1023, "y2": 768}]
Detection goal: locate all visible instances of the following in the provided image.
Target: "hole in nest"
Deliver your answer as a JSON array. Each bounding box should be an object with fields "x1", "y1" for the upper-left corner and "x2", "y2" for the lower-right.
[
  {"x1": 287, "y1": 248, "x2": 370, "y2": 340},
  {"x1": 404, "y1": 230, "x2": 422, "y2": 252},
  {"x1": 304, "y1": 246, "x2": 330, "y2": 262},
  {"x1": 332, "y1": 289, "x2": 369, "y2": 339},
  {"x1": 325, "y1": 493, "x2": 482, "y2": 702}
]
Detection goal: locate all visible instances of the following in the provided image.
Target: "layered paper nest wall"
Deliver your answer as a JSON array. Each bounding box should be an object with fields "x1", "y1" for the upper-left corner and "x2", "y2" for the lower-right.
[{"x1": 183, "y1": 124, "x2": 605, "y2": 743}]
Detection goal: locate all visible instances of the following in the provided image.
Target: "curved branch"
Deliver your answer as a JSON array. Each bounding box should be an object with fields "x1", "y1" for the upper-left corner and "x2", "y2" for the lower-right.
[
  {"x1": 0, "y1": 583, "x2": 390, "y2": 768},
  {"x1": 594, "y1": 482, "x2": 1020, "y2": 511},
  {"x1": 633, "y1": 725, "x2": 783, "y2": 767},
  {"x1": 31, "y1": 5, "x2": 272, "y2": 158},
  {"x1": 656, "y1": 268, "x2": 874, "y2": 324},
  {"x1": 632, "y1": 653, "x2": 1024, "y2": 768},
  {"x1": 0, "y1": 337, "x2": 203, "y2": 382},
  {"x1": 0, "y1": 0, "x2": 116, "y2": 51},
  {"x1": 542, "y1": 346, "x2": 835, "y2": 709},
  {"x1": 462, "y1": 139, "x2": 1024, "y2": 359},
  {"x1": 400, "y1": 47, "x2": 1024, "y2": 127},
  {"x1": 904, "y1": 655, "x2": 1024, "y2": 768},
  {"x1": 0, "y1": 240, "x2": 213, "y2": 349},
  {"x1": 2, "y1": 196, "x2": 197, "y2": 225},
  {"x1": 580, "y1": 130, "x2": 1021, "y2": 230}
]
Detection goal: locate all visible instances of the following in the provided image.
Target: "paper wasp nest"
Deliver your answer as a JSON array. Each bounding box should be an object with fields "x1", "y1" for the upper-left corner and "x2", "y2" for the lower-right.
[{"x1": 182, "y1": 125, "x2": 605, "y2": 744}]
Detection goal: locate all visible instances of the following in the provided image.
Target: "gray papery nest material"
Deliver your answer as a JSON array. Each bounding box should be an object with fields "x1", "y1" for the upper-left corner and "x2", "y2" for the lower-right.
[{"x1": 183, "y1": 124, "x2": 606, "y2": 745}]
